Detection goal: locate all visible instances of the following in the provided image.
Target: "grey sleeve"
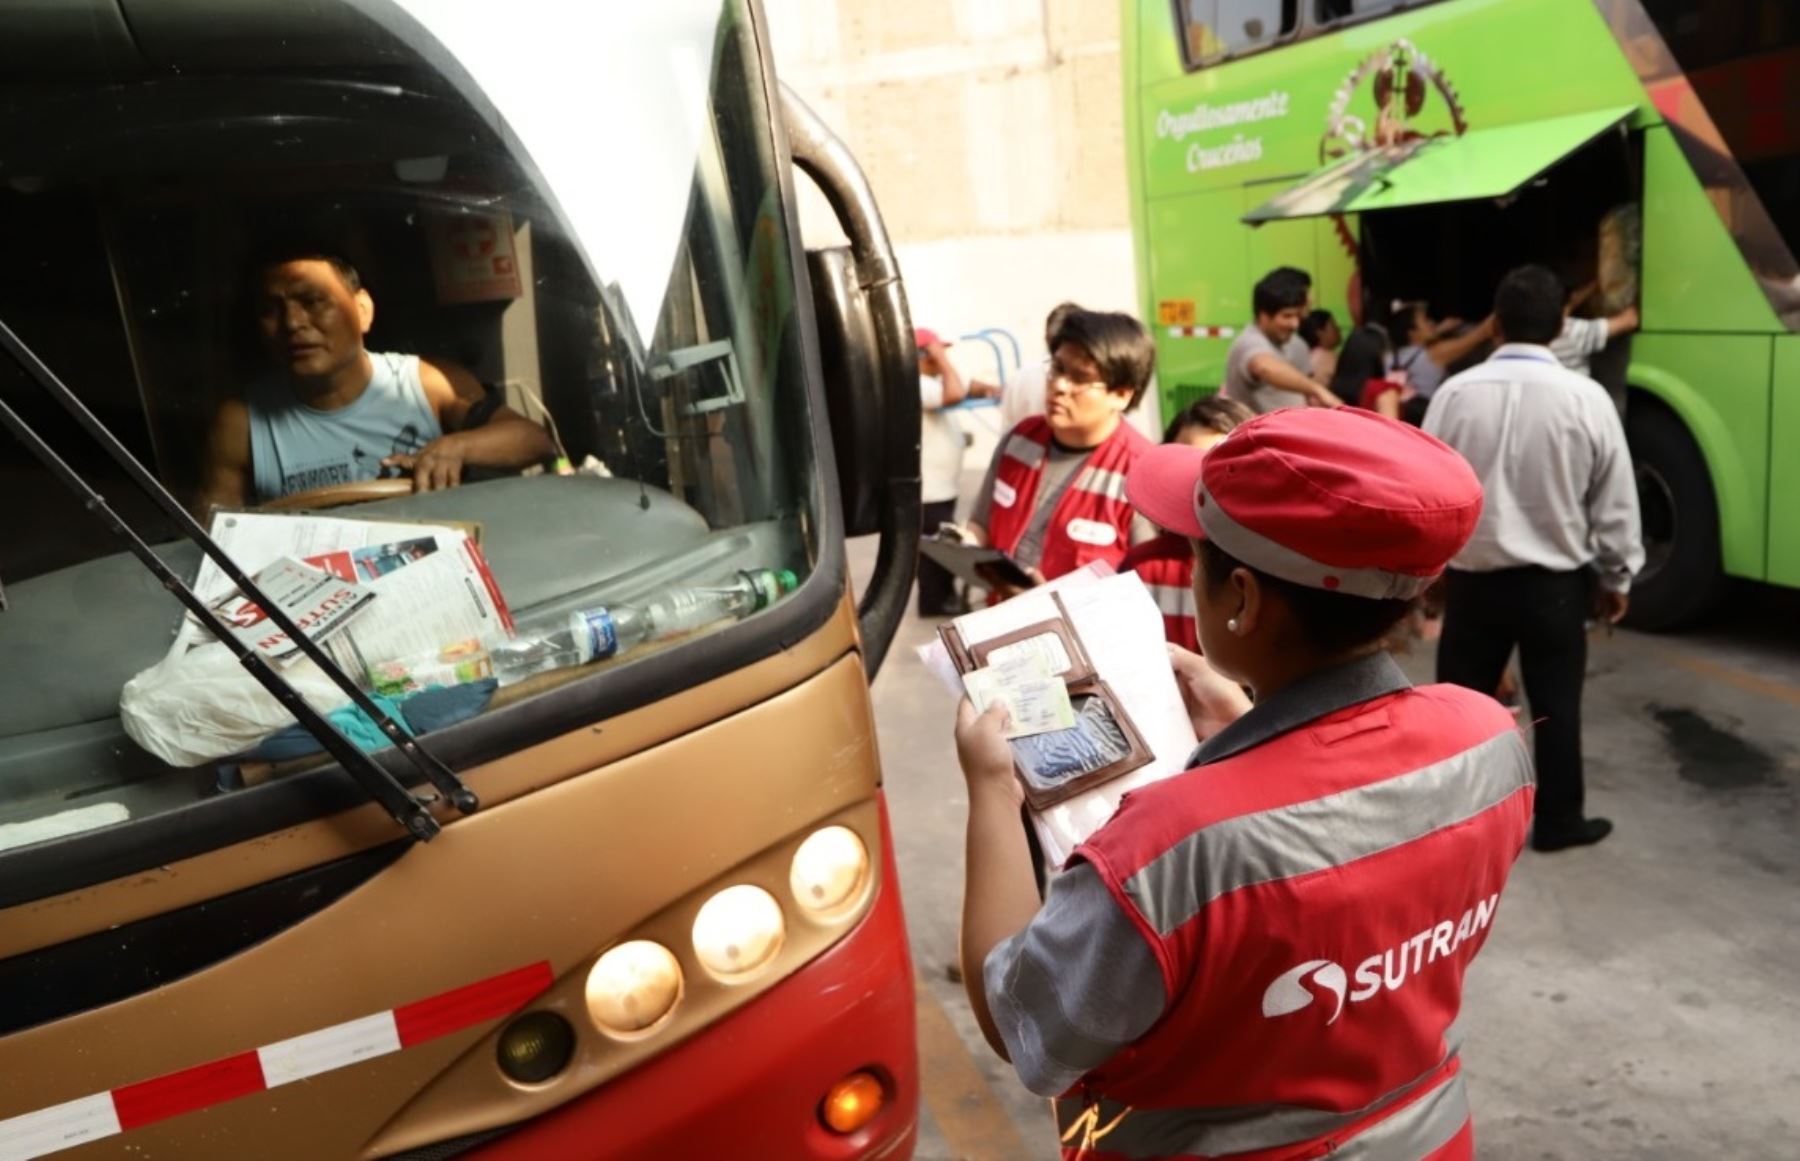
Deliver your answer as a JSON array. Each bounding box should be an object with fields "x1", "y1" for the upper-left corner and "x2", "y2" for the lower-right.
[
  {"x1": 1129, "y1": 511, "x2": 1158, "y2": 547},
  {"x1": 983, "y1": 861, "x2": 1169, "y2": 1097},
  {"x1": 1585, "y1": 397, "x2": 1645, "y2": 591}
]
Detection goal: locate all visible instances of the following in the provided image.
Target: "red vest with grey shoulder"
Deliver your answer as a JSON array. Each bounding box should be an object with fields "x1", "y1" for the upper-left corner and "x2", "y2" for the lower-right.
[
  {"x1": 1061, "y1": 672, "x2": 1533, "y2": 1161},
  {"x1": 1120, "y1": 533, "x2": 1198, "y2": 653},
  {"x1": 986, "y1": 417, "x2": 1152, "y2": 579}
]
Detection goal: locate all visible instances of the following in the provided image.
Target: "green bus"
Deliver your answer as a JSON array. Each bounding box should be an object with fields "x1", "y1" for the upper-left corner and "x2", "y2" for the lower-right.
[{"x1": 1123, "y1": 0, "x2": 1800, "y2": 628}]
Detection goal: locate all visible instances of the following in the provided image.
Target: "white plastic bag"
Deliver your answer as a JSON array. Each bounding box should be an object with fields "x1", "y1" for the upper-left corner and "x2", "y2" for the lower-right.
[{"x1": 120, "y1": 641, "x2": 352, "y2": 767}]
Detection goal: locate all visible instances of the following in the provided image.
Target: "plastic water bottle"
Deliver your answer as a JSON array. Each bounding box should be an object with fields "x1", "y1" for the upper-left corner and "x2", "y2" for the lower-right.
[{"x1": 489, "y1": 568, "x2": 799, "y2": 684}]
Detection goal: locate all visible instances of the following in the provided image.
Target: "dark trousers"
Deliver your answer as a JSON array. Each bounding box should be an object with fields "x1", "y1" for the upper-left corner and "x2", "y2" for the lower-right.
[
  {"x1": 917, "y1": 499, "x2": 958, "y2": 615},
  {"x1": 1437, "y1": 567, "x2": 1590, "y2": 829}
]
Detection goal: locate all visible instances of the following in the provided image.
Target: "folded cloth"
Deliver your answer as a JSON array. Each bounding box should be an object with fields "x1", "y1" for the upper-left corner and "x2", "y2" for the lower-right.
[{"x1": 240, "y1": 680, "x2": 496, "y2": 763}]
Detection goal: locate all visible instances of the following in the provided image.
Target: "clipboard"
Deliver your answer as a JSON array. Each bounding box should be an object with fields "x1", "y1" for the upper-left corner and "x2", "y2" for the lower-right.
[{"x1": 918, "y1": 535, "x2": 1036, "y2": 591}]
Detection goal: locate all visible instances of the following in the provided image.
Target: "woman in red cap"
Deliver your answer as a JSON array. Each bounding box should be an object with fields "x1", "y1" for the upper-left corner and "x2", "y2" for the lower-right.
[{"x1": 954, "y1": 408, "x2": 1534, "y2": 1160}]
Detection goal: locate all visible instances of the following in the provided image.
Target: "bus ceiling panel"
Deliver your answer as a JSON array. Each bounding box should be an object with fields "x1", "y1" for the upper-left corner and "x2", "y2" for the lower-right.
[
  {"x1": 0, "y1": 1, "x2": 143, "y2": 78},
  {"x1": 1243, "y1": 105, "x2": 1638, "y2": 224},
  {"x1": 118, "y1": 0, "x2": 416, "y2": 75}
]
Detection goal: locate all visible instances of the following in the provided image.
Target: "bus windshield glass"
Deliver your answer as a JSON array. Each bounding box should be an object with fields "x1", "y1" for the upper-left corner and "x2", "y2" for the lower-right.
[{"x1": 0, "y1": 0, "x2": 817, "y2": 851}]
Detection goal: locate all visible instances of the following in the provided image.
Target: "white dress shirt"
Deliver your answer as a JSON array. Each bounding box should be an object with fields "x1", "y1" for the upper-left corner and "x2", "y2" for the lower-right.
[{"x1": 1423, "y1": 344, "x2": 1644, "y2": 592}]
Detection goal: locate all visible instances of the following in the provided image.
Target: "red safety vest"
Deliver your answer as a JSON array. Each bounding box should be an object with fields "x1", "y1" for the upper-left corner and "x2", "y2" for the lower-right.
[
  {"x1": 1063, "y1": 674, "x2": 1533, "y2": 1160},
  {"x1": 986, "y1": 417, "x2": 1152, "y2": 579},
  {"x1": 1120, "y1": 533, "x2": 1197, "y2": 653}
]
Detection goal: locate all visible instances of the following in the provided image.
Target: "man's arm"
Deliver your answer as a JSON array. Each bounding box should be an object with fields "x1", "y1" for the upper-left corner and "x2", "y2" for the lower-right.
[
  {"x1": 196, "y1": 397, "x2": 252, "y2": 516},
  {"x1": 1605, "y1": 304, "x2": 1640, "y2": 339},
  {"x1": 393, "y1": 360, "x2": 556, "y2": 491},
  {"x1": 925, "y1": 341, "x2": 970, "y2": 406},
  {"x1": 1586, "y1": 402, "x2": 1645, "y2": 602},
  {"x1": 1246, "y1": 351, "x2": 1341, "y2": 407},
  {"x1": 1425, "y1": 316, "x2": 1494, "y2": 369}
]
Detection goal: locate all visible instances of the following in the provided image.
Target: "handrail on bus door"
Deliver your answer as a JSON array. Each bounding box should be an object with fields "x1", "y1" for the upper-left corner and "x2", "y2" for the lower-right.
[{"x1": 782, "y1": 85, "x2": 919, "y2": 679}]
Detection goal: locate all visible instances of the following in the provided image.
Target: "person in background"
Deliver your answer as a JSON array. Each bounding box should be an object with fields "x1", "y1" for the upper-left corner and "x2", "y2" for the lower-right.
[
  {"x1": 1387, "y1": 299, "x2": 1494, "y2": 411},
  {"x1": 916, "y1": 326, "x2": 998, "y2": 616},
  {"x1": 1329, "y1": 323, "x2": 1411, "y2": 419},
  {"x1": 1221, "y1": 269, "x2": 1343, "y2": 413},
  {"x1": 1121, "y1": 396, "x2": 1254, "y2": 652},
  {"x1": 955, "y1": 407, "x2": 1530, "y2": 1160},
  {"x1": 965, "y1": 309, "x2": 1157, "y2": 593},
  {"x1": 1550, "y1": 279, "x2": 1639, "y2": 401},
  {"x1": 1425, "y1": 264, "x2": 1644, "y2": 852},
  {"x1": 972, "y1": 302, "x2": 1083, "y2": 433},
  {"x1": 1300, "y1": 308, "x2": 1341, "y2": 384}
]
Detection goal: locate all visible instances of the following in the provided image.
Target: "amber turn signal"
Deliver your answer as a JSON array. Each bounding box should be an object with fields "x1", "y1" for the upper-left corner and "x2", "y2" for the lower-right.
[{"x1": 820, "y1": 1070, "x2": 885, "y2": 1134}]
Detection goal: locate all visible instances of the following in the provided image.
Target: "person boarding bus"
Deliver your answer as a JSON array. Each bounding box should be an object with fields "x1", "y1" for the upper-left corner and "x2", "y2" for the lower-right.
[{"x1": 955, "y1": 407, "x2": 1533, "y2": 1160}]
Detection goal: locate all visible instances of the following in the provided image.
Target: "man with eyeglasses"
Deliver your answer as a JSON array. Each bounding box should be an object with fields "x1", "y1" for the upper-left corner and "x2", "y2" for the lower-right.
[
  {"x1": 964, "y1": 309, "x2": 1157, "y2": 595},
  {"x1": 199, "y1": 245, "x2": 554, "y2": 510}
]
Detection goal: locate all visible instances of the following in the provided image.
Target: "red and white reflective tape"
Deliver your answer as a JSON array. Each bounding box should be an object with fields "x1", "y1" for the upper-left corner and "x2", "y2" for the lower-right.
[
  {"x1": 1166, "y1": 325, "x2": 1237, "y2": 339},
  {"x1": 0, "y1": 960, "x2": 553, "y2": 1161}
]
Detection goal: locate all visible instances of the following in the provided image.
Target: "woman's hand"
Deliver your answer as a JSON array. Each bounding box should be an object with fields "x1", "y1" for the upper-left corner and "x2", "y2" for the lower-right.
[
  {"x1": 955, "y1": 698, "x2": 1022, "y2": 806},
  {"x1": 1168, "y1": 644, "x2": 1251, "y2": 740}
]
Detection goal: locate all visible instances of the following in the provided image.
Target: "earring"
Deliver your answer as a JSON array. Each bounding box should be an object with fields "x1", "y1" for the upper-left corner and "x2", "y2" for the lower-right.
[{"x1": 1227, "y1": 617, "x2": 1241, "y2": 633}]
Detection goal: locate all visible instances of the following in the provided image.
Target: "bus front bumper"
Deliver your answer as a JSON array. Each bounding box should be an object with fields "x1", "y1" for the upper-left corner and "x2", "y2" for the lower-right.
[{"x1": 466, "y1": 796, "x2": 918, "y2": 1161}]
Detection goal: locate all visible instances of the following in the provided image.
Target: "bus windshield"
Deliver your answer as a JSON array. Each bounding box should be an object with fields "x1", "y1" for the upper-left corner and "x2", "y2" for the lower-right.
[{"x1": 0, "y1": 0, "x2": 817, "y2": 856}]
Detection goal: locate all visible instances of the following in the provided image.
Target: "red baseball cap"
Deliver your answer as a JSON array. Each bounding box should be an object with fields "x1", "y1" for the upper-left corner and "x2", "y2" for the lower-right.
[
  {"x1": 914, "y1": 327, "x2": 951, "y2": 349},
  {"x1": 1127, "y1": 408, "x2": 1483, "y2": 599}
]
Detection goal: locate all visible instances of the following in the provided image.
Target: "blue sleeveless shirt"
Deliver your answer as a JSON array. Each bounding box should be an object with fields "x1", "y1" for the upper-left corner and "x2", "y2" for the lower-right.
[{"x1": 247, "y1": 352, "x2": 442, "y2": 501}]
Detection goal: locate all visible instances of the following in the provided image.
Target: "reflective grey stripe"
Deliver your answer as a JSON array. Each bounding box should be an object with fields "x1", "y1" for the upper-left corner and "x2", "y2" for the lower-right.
[
  {"x1": 1198, "y1": 483, "x2": 1436, "y2": 600},
  {"x1": 1126, "y1": 729, "x2": 1531, "y2": 936},
  {"x1": 1054, "y1": 1067, "x2": 1465, "y2": 1159},
  {"x1": 1336, "y1": 1072, "x2": 1469, "y2": 1159},
  {"x1": 1074, "y1": 466, "x2": 1128, "y2": 503},
  {"x1": 1146, "y1": 583, "x2": 1194, "y2": 619},
  {"x1": 1003, "y1": 433, "x2": 1046, "y2": 469}
]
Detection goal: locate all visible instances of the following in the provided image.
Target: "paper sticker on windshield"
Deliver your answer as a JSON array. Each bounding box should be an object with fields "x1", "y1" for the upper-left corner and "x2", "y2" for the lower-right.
[
  {"x1": 1066, "y1": 518, "x2": 1117, "y2": 547},
  {"x1": 993, "y1": 479, "x2": 1018, "y2": 509}
]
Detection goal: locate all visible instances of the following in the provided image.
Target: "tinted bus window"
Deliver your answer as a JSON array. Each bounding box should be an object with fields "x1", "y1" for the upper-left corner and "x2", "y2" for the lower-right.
[
  {"x1": 1181, "y1": 0, "x2": 1297, "y2": 64},
  {"x1": 1313, "y1": 0, "x2": 1409, "y2": 23},
  {"x1": 1639, "y1": 0, "x2": 1800, "y2": 261}
]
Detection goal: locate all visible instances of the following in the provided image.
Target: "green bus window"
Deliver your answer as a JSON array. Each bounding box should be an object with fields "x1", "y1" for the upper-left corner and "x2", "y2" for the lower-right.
[
  {"x1": 1312, "y1": 0, "x2": 1407, "y2": 24},
  {"x1": 1181, "y1": 0, "x2": 1297, "y2": 65}
]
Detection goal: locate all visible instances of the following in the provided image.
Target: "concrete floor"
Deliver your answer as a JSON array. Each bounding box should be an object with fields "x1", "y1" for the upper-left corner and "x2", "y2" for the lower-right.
[{"x1": 856, "y1": 537, "x2": 1800, "y2": 1160}]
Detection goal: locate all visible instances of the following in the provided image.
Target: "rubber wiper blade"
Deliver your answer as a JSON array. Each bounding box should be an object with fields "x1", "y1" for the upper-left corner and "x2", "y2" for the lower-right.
[{"x1": 0, "y1": 319, "x2": 477, "y2": 840}]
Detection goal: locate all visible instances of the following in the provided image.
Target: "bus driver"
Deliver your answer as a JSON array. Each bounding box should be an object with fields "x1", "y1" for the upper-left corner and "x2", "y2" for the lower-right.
[{"x1": 199, "y1": 248, "x2": 555, "y2": 510}]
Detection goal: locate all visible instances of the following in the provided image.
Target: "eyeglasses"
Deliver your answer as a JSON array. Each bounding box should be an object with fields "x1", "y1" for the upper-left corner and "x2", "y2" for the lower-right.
[{"x1": 1047, "y1": 364, "x2": 1111, "y2": 396}]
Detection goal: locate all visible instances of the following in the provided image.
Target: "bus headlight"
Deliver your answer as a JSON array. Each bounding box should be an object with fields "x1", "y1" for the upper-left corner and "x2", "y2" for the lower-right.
[
  {"x1": 692, "y1": 885, "x2": 784, "y2": 978},
  {"x1": 789, "y1": 826, "x2": 869, "y2": 915},
  {"x1": 586, "y1": 940, "x2": 683, "y2": 1036}
]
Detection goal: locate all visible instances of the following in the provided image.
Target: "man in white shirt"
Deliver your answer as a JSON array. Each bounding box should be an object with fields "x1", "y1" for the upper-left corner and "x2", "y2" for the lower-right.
[
  {"x1": 1424, "y1": 265, "x2": 1644, "y2": 852},
  {"x1": 917, "y1": 326, "x2": 998, "y2": 615},
  {"x1": 1549, "y1": 283, "x2": 1639, "y2": 413}
]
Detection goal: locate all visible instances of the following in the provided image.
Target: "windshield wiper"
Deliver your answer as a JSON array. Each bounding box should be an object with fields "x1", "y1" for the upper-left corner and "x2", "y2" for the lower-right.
[{"x1": 0, "y1": 319, "x2": 476, "y2": 841}]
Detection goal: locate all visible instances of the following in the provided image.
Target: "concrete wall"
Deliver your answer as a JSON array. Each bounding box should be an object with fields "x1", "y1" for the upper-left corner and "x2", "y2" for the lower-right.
[{"x1": 766, "y1": 0, "x2": 1156, "y2": 447}]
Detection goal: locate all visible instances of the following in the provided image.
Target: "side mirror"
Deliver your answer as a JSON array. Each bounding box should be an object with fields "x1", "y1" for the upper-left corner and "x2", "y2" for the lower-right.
[
  {"x1": 783, "y1": 86, "x2": 919, "y2": 679},
  {"x1": 806, "y1": 246, "x2": 886, "y2": 537}
]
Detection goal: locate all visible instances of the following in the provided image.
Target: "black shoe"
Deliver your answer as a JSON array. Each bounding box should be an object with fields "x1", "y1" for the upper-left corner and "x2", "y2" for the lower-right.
[{"x1": 1531, "y1": 817, "x2": 1613, "y2": 853}]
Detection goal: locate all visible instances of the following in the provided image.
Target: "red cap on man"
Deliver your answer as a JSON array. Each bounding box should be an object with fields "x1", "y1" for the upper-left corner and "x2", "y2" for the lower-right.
[
  {"x1": 914, "y1": 327, "x2": 951, "y2": 350},
  {"x1": 1127, "y1": 408, "x2": 1483, "y2": 600}
]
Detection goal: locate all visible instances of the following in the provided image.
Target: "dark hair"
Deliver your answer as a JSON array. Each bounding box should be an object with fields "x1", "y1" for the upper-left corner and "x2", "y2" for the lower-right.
[
  {"x1": 1384, "y1": 298, "x2": 1427, "y2": 349},
  {"x1": 1493, "y1": 264, "x2": 1565, "y2": 345},
  {"x1": 1050, "y1": 309, "x2": 1156, "y2": 410},
  {"x1": 1253, "y1": 269, "x2": 1309, "y2": 317},
  {"x1": 1197, "y1": 538, "x2": 1415, "y2": 656},
  {"x1": 1271, "y1": 265, "x2": 1313, "y2": 291},
  {"x1": 250, "y1": 242, "x2": 364, "y2": 293},
  {"x1": 1164, "y1": 394, "x2": 1253, "y2": 443},
  {"x1": 1328, "y1": 324, "x2": 1392, "y2": 406},
  {"x1": 1298, "y1": 309, "x2": 1335, "y2": 348},
  {"x1": 1044, "y1": 301, "x2": 1083, "y2": 347}
]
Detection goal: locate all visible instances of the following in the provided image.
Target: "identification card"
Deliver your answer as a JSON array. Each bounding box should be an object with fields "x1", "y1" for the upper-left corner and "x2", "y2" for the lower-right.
[{"x1": 963, "y1": 654, "x2": 1076, "y2": 739}]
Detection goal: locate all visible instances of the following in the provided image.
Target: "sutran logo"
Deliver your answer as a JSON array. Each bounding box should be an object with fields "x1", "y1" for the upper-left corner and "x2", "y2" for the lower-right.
[
  {"x1": 1261, "y1": 960, "x2": 1347, "y2": 1024},
  {"x1": 1261, "y1": 893, "x2": 1502, "y2": 1024}
]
